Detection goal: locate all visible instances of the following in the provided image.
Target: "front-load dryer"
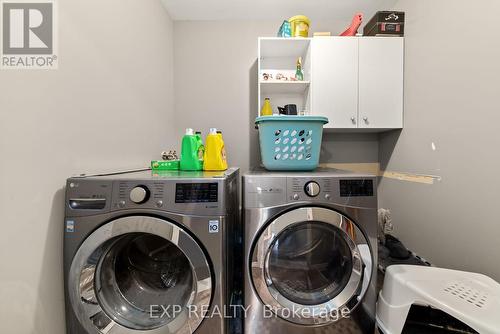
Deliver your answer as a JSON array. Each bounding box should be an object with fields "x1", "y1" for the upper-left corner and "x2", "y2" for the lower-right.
[
  {"x1": 64, "y1": 168, "x2": 239, "y2": 334},
  {"x1": 243, "y1": 169, "x2": 377, "y2": 333}
]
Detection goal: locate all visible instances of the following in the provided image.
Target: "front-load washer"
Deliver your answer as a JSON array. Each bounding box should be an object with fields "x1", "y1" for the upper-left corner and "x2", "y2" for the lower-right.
[
  {"x1": 64, "y1": 168, "x2": 239, "y2": 334},
  {"x1": 243, "y1": 169, "x2": 377, "y2": 333}
]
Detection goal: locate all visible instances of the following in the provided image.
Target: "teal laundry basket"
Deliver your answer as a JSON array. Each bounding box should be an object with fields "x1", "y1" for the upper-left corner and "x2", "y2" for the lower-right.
[{"x1": 255, "y1": 115, "x2": 329, "y2": 171}]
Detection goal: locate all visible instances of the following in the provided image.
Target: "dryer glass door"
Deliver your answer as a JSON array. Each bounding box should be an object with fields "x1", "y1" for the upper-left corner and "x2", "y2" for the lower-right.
[
  {"x1": 68, "y1": 216, "x2": 212, "y2": 334},
  {"x1": 267, "y1": 221, "x2": 353, "y2": 305},
  {"x1": 251, "y1": 207, "x2": 371, "y2": 325}
]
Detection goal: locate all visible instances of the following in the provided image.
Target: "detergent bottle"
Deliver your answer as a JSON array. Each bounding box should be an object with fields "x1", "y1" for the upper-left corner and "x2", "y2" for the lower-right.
[
  {"x1": 204, "y1": 128, "x2": 228, "y2": 171},
  {"x1": 180, "y1": 128, "x2": 203, "y2": 171}
]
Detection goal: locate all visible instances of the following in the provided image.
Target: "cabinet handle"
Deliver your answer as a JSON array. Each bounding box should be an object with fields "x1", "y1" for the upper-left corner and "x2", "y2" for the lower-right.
[{"x1": 351, "y1": 117, "x2": 356, "y2": 124}]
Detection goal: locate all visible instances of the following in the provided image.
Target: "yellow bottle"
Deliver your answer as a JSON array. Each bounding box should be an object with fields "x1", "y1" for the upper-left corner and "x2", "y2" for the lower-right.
[
  {"x1": 203, "y1": 128, "x2": 228, "y2": 171},
  {"x1": 261, "y1": 97, "x2": 273, "y2": 116}
]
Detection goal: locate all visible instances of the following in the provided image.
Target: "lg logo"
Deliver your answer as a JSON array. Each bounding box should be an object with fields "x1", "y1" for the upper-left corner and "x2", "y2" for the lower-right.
[{"x1": 1, "y1": 0, "x2": 57, "y2": 69}]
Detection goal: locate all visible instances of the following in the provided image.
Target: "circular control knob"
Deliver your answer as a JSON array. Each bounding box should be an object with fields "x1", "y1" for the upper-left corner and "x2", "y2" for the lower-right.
[
  {"x1": 304, "y1": 181, "x2": 320, "y2": 197},
  {"x1": 130, "y1": 186, "x2": 150, "y2": 204}
]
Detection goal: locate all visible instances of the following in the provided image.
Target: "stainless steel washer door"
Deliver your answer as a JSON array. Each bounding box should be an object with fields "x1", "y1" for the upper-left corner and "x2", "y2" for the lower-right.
[
  {"x1": 69, "y1": 216, "x2": 212, "y2": 334},
  {"x1": 250, "y1": 207, "x2": 372, "y2": 325}
]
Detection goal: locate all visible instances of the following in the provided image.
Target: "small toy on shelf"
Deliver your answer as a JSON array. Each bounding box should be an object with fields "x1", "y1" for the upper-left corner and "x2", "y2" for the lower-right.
[
  {"x1": 161, "y1": 150, "x2": 178, "y2": 161},
  {"x1": 277, "y1": 20, "x2": 292, "y2": 37},
  {"x1": 295, "y1": 57, "x2": 304, "y2": 81},
  {"x1": 340, "y1": 13, "x2": 363, "y2": 36},
  {"x1": 276, "y1": 73, "x2": 287, "y2": 81},
  {"x1": 262, "y1": 72, "x2": 273, "y2": 81},
  {"x1": 260, "y1": 70, "x2": 297, "y2": 82}
]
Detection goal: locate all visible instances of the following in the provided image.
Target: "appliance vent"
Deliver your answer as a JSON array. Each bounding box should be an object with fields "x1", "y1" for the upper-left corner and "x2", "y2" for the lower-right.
[{"x1": 444, "y1": 281, "x2": 488, "y2": 308}]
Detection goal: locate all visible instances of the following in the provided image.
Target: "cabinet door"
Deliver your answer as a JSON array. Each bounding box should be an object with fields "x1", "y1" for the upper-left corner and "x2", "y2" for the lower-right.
[
  {"x1": 311, "y1": 37, "x2": 358, "y2": 128},
  {"x1": 359, "y1": 37, "x2": 404, "y2": 129}
]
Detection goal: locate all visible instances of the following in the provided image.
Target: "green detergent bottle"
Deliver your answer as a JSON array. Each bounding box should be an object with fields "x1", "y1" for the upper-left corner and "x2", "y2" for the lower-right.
[{"x1": 180, "y1": 128, "x2": 203, "y2": 171}]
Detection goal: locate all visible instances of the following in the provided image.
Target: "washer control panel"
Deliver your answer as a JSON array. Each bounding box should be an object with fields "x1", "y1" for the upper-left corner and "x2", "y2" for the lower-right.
[
  {"x1": 114, "y1": 181, "x2": 165, "y2": 209},
  {"x1": 66, "y1": 180, "x2": 112, "y2": 212},
  {"x1": 66, "y1": 168, "x2": 238, "y2": 217},
  {"x1": 175, "y1": 183, "x2": 218, "y2": 203},
  {"x1": 110, "y1": 181, "x2": 220, "y2": 210},
  {"x1": 288, "y1": 177, "x2": 333, "y2": 202}
]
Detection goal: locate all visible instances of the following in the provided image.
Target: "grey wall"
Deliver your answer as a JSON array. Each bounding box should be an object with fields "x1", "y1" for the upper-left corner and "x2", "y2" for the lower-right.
[
  {"x1": 321, "y1": 133, "x2": 379, "y2": 164},
  {"x1": 0, "y1": 1, "x2": 175, "y2": 332},
  {"x1": 379, "y1": 0, "x2": 500, "y2": 279},
  {"x1": 173, "y1": 20, "x2": 380, "y2": 172}
]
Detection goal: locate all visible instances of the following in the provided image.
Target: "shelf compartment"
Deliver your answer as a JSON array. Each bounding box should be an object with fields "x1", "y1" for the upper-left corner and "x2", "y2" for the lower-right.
[
  {"x1": 259, "y1": 37, "x2": 311, "y2": 58},
  {"x1": 260, "y1": 81, "x2": 310, "y2": 95}
]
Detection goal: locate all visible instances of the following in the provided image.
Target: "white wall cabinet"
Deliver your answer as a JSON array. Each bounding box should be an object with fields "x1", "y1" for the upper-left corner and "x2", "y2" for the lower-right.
[
  {"x1": 311, "y1": 37, "x2": 358, "y2": 128},
  {"x1": 311, "y1": 36, "x2": 404, "y2": 130},
  {"x1": 358, "y1": 37, "x2": 404, "y2": 129},
  {"x1": 258, "y1": 37, "x2": 404, "y2": 131}
]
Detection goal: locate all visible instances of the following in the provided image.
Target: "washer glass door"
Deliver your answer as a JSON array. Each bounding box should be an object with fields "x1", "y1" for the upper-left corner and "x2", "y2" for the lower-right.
[
  {"x1": 251, "y1": 207, "x2": 371, "y2": 325},
  {"x1": 96, "y1": 233, "x2": 193, "y2": 329},
  {"x1": 69, "y1": 216, "x2": 212, "y2": 334}
]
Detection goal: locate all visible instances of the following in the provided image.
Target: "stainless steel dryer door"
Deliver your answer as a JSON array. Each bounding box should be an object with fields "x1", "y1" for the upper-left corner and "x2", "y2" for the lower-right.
[
  {"x1": 68, "y1": 216, "x2": 212, "y2": 334},
  {"x1": 250, "y1": 207, "x2": 372, "y2": 325}
]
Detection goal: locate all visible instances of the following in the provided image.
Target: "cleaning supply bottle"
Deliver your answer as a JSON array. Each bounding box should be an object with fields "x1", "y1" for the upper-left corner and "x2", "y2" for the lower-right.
[
  {"x1": 261, "y1": 97, "x2": 273, "y2": 116},
  {"x1": 180, "y1": 128, "x2": 203, "y2": 171},
  {"x1": 204, "y1": 128, "x2": 228, "y2": 171}
]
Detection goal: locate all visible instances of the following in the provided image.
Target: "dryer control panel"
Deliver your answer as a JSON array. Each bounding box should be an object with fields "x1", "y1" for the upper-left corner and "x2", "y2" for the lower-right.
[
  {"x1": 288, "y1": 177, "x2": 333, "y2": 202},
  {"x1": 287, "y1": 176, "x2": 374, "y2": 204},
  {"x1": 243, "y1": 172, "x2": 377, "y2": 209},
  {"x1": 339, "y1": 179, "x2": 374, "y2": 197}
]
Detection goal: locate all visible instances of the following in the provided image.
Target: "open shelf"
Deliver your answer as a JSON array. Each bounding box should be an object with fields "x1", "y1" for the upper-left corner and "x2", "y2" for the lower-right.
[
  {"x1": 260, "y1": 81, "x2": 310, "y2": 95},
  {"x1": 258, "y1": 37, "x2": 312, "y2": 116},
  {"x1": 259, "y1": 37, "x2": 311, "y2": 58}
]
